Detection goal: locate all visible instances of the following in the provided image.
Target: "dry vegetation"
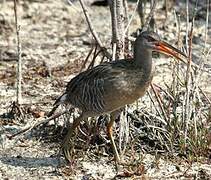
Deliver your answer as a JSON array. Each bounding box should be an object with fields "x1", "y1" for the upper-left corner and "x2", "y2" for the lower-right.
[{"x1": 0, "y1": 0, "x2": 211, "y2": 179}]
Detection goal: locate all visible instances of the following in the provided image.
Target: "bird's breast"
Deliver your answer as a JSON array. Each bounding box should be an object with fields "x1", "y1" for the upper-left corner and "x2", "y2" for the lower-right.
[{"x1": 103, "y1": 70, "x2": 153, "y2": 112}]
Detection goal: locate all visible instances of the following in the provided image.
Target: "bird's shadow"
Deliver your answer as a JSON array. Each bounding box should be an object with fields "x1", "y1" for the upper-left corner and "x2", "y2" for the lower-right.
[{"x1": 0, "y1": 155, "x2": 61, "y2": 169}]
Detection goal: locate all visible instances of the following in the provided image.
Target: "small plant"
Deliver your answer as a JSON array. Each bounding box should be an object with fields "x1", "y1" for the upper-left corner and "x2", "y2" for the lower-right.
[{"x1": 128, "y1": 0, "x2": 211, "y2": 161}]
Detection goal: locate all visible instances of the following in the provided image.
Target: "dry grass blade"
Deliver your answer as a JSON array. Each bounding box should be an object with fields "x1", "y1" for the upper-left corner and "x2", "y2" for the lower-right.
[
  {"x1": 147, "y1": 89, "x2": 164, "y2": 121},
  {"x1": 204, "y1": 0, "x2": 210, "y2": 48},
  {"x1": 150, "y1": 83, "x2": 168, "y2": 123}
]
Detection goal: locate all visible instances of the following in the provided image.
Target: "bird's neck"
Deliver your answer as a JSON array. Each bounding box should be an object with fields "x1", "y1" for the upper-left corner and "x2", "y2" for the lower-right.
[{"x1": 134, "y1": 48, "x2": 152, "y2": 76}]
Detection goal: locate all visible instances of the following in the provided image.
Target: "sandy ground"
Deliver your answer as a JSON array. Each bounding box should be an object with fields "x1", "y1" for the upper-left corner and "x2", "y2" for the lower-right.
[{"x1": 0, "y1": 0, "x2": 211, "y2": 179}]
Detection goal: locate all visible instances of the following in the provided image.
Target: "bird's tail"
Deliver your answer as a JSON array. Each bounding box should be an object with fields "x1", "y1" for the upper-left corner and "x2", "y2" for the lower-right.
[{"x1": 47, "y1": 93, "x2": 68, "y2": 117}]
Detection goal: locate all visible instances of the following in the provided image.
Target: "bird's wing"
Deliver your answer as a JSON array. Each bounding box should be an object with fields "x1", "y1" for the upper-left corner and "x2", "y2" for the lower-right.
[
  {"x1": 64, "y1": 61, "x2": 133, "y2": 113},
  {"x1": 49, "y1": 60, "x2": 133, "y2": 116}
]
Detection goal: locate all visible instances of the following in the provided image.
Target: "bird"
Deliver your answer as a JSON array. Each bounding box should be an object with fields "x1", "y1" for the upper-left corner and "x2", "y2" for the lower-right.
[{"x1": 48, "y1": 31, "x2": 187, "y2": 163}]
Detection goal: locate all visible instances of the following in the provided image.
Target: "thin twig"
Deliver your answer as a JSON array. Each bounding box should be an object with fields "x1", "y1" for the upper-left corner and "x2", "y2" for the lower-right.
[
  {"x1": 123, "y1": 0, "x2": 130, "y2": 54},
  {"x1": 78, "y1": 0, "x2": 111, "y2": 59},
  {"x1": 109, "y1": 0, "x2": 126, "y2": 59},
  {"x1": 87, "y1": 47, "x2": 102, "y2": 69},
  {"x1": 8, "y1": 110, "x2": 69, "y2": 139},
  {"x1": 124, "y1": 0, "x2": 139, "y2": 36},
  {"x1": 142, "y1": 0, "x2": 156, "y2": 32},
  {"x1": 13, "y1": 0, "x2": 22, "y2": 104},
  {"x1": 80, "y1": 45, "x2": 95, "y2": 72},
  {"x1": 87, "y1": 45, "x2": 98, "y2": 69},
  {"x1": 109, "y1": 0, "x2": 118, "y2": 60}
]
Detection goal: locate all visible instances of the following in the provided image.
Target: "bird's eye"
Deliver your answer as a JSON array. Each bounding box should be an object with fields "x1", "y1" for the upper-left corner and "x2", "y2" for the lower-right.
[{"x1": 147, "y1": 36, "x2": 156, "y2": 42}]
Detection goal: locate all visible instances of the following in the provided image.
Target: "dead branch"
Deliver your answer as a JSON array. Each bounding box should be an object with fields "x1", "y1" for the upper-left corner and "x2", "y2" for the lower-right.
[
  {"x1": 110, "y1": 0, "x2": 117, "y2": 51},
  {"x1": 109, "y1": 0, "x2": 125, "y2": 59},
  {"x1": 115, "y1": 0, "x2": 125, "y2": 59},
  {"x1": 123, "y1": 0, "x2": 130, "y2": 55}
]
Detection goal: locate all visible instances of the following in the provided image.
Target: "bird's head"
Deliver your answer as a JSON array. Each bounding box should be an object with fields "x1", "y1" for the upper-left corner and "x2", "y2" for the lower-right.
[{"x1": 135, "y1": 31, "x2": 187, "y2": 62}]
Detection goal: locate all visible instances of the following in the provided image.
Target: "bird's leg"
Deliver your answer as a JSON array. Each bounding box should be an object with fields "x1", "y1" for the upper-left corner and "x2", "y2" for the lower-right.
[
  {"x1": 107, "y1": 111, "x2": 121, "y2": 163},
  {"x1": 61, "y1": 115, "x2": 83, "y2": 162}
]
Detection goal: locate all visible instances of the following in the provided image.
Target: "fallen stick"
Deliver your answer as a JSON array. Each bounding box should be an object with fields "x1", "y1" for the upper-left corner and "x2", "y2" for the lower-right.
[{"x1": 8, "y1": 110, "x2": 69, "y2": 139}]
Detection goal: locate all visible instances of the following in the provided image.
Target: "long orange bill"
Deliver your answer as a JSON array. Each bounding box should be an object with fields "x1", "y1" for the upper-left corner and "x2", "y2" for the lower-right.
[{"x1": 155, "y1": 41, "x2": 187, "y2": 63}]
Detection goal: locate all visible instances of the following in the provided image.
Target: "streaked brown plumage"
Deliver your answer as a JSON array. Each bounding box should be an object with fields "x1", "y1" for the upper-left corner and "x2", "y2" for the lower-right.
[{"x1": 49, "y1": 31, "x2": 186, "y2": 162}]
